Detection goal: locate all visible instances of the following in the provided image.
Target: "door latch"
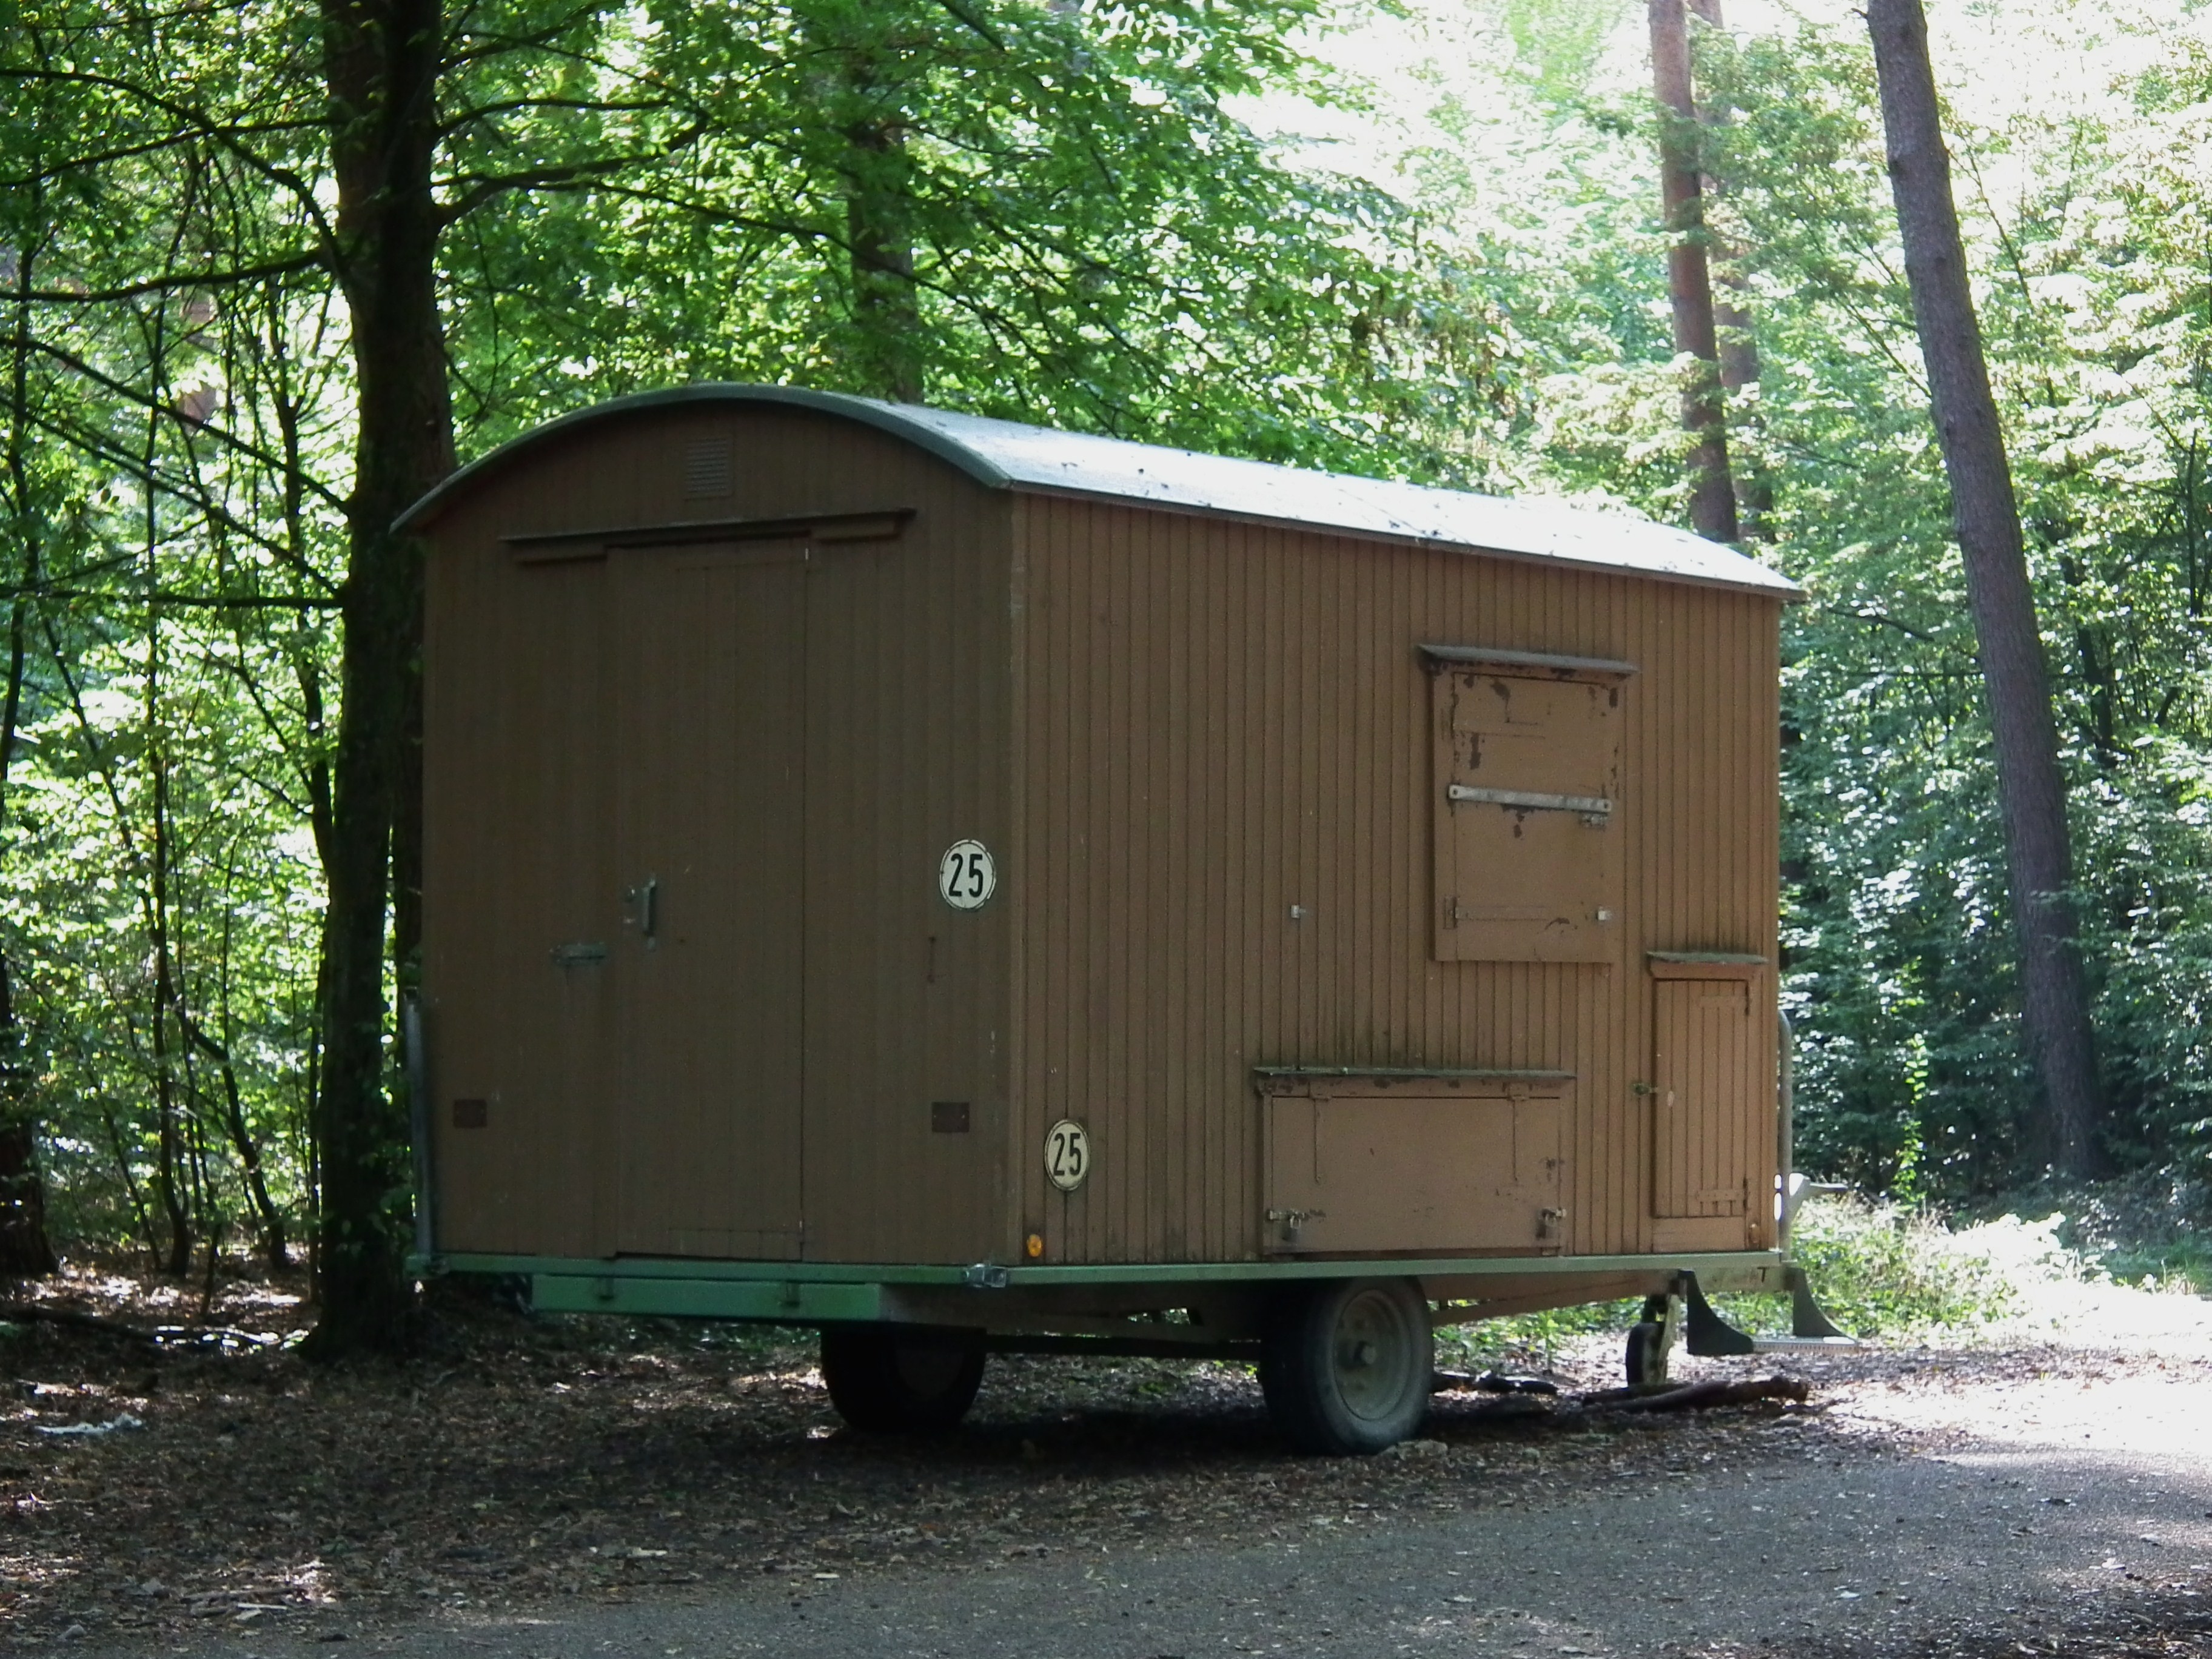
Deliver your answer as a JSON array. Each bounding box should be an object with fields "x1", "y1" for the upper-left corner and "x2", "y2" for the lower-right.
[{"x1": 626, "y1": 877, "x2": 660, "y2": 947}]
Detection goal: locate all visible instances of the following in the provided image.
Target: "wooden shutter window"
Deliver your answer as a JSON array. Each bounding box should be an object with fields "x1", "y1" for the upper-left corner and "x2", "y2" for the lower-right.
[{"x1": 1425, "y1": 647, "x2": 1632, "y2": 962}]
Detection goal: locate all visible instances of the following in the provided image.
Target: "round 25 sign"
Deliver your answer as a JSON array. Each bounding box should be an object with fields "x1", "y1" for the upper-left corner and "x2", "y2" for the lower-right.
[
  {"x1": 938, "y1": 840, "x2": 996, "y2": 910},
  {"x1": 1045, "y1": 1120, "x2": 1090, "y2": 1192}
]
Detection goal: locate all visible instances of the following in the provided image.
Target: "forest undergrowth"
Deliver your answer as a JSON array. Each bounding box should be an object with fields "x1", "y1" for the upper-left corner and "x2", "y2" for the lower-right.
[{"x1": 1438, "y1": 1185, "x2": 2212, "y2": 1376}]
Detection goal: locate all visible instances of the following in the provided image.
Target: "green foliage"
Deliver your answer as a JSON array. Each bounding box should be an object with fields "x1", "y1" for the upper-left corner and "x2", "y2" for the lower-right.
[
  {"x1": 11, "y1": 0, "x2": 2212, "y2": 1267},
  {"x1": 0, "y1": 0, "x2": 1503, "y2": 1264},
  {"x1": 446, "y1": 0, "x2": 1496, "y2": 474},
  {"x1": 1725, "y1": 12, "x2": 2212, "y2": 1196},
  {"x1": 1769, "y1": 1196, "x2": 2019, "y2": 1336}
]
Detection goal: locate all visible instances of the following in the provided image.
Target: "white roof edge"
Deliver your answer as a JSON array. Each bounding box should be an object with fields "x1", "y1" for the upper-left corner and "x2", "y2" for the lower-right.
[{"x1": 398, "y1": 383, "x2": 1802, "y2": 600}]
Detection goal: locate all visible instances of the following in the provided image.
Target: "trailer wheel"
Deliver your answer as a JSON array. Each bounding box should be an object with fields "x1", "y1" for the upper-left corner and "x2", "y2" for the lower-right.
[
  {"x1": 1625, "y1": 1319, "x2": 1671, "y2": 1386},
  {"x1": 820, "y1": 1327, "x2": 986, "y2": 1434},
  {"x1": 1260, "y1": 1278, "x2": 1433, "y2": 1455}
]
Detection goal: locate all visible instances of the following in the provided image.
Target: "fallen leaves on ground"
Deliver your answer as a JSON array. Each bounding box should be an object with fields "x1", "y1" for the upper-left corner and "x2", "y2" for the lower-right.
[
  {"x1": 0, "y1": 1262, "x2": 1841, "y2": 1646},
  {"x1": 0, "y1": 1262, "x2": 2205, "y2": 1657}
]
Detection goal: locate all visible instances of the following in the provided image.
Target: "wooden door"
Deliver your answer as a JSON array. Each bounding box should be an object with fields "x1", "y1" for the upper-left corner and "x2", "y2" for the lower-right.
[
  {"x1": 612, "y1": 543, "x2": 806, "y2": 1258},
  {"x1": 796, "y1": 538, "x2": 1002, "y2": 1262},
  {"x1": 427, "y1": 552, "x2": 618, "y2": 1256},
  {"x1": 1651, "y1": 971, "x2": 1758, "y2": 1226}
]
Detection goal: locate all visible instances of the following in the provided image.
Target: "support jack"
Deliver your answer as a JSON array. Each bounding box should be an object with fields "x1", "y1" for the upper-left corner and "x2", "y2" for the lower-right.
[{"x1": 1677, "y1": 1267, "x2": 1857, "y2": 1358}]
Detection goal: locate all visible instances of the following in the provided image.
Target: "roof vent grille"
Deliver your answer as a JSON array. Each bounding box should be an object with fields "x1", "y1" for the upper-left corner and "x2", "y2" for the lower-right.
[{"x1": 684, "y1": 438, "x2": 732, "y2": 498}]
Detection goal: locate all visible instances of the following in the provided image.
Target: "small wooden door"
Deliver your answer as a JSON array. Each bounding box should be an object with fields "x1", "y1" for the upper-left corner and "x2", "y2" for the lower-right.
[
  {"x1": 612, "y1": 543, "x2": 807, "y2": 1258},
  {"x1": 1651, "y1": 962, "x2": 1762, "y2": 1230}
]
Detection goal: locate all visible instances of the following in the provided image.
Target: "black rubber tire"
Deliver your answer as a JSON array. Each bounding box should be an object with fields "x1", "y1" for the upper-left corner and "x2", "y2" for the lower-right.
[
  {"x1": 1625, "y1": 1318, "x2": 1671, "y2": 1387},
  {"x1": 1259, "y1": 1278, "x2": 1433, "y2": 1455},
  {"x1": 820, "y1": 1326, "x2": 986, "y2": 1434}
]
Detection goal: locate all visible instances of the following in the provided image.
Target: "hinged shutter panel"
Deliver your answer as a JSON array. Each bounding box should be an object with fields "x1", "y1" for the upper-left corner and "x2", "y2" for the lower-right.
[
  {"x1": 1432, "y1": 668, "x2": 1624, "y2": 961},
  {"x1": 1258, "y1": 1076, "x2": 1570, "y2": 1255},
  {"x1": 1652, "y1": 976, "x2": 1755, "y2": 1218}
]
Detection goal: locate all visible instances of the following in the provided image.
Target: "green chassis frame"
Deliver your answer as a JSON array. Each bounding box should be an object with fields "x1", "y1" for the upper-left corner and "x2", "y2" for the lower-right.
[{"x1": 414, "y1": 1250, "x2": 1836, "y2": 1356}]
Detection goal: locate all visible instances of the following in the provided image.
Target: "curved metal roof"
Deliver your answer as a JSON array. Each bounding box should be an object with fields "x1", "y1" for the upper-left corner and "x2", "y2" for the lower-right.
[{"x1": 400, "y1": 383, "x2": 1801, "y2": 598}]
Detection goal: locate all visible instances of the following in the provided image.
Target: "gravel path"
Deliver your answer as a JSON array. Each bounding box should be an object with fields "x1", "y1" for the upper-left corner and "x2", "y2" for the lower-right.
[{"x1": 53, "y1": 1337, "x2": 2212, "y2": 1659}]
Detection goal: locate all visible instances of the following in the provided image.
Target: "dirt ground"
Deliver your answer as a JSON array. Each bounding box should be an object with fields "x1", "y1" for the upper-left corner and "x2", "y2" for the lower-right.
[{"x1": 3, "y1": 1264, "x2": 2209, "y2": 1656}]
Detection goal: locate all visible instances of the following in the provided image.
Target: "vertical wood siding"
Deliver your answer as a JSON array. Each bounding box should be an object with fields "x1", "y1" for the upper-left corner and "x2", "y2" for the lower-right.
[
  {"x1": 1010, "y1": 496, "x2": 1781, "y2": 1265},
  {"x1": 427, "y1": 404, "x2": 1780, "y2": 1273},
  {"x1": 422, "y1": 407, "x2": 1013, "y2": 1265}
]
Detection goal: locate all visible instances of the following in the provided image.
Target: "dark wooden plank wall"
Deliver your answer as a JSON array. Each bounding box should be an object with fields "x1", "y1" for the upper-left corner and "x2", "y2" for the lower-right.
[
  {"x1": 424, "y1": 407, "x2": 1014, "y2": 1265},
  {"x1": 424, "y1": 505, "x2": 617, "y2": 1256},
  {"x1": 1008, "y1": 494, "x2": 1780, "y2": 1266},
  {"x1": 427, "y1": 403, "x2": 1779, "y2": 1272}
]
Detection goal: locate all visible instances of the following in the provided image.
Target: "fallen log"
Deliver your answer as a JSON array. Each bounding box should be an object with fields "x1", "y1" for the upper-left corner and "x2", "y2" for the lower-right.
[
  {"x1": 1600, "y1": 1375, "x2": 1811, "y2": 1412},
  {"x1": 1432, "y1": 1369, "x2": 1562, "y2": 1396},
  {"x1": 0, "y1": 1303, "x2": 159, "y2": 1343},
  {"x1": 1572, "y1": 1380, "x2": 1689, "y2": 1406},
  {"x1": 0, "y1": 1304, "x2": 280, "y2": 1350}
]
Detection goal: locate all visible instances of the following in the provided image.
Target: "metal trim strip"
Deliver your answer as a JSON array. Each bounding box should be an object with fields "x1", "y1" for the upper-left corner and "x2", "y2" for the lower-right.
[
  {"x1": 423, "y1": 1248, "x2": 1784, "y2": 1289},
  {"x1": 502, "y1": 507, "x2": 912, "y2": 551},
  {"x1": 1418, "y1": 643, "x2": 1640, "y2": 677}
]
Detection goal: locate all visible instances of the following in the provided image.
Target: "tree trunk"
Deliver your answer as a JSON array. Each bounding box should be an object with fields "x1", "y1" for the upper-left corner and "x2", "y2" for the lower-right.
[
  {"x1": 1866, "y1": 0, "x2": 2102, "y2": 1177},
  {"x1": 828, "y1": 25, "x2": 923, "y2": 403},
  {"x1": 1685, "y1": 0, "x2": 1772, "y2": 537},
  {"x1": 0, "y1": 232, "x2": 57, "y2": 1277},
  {"x1": 178, "y1": 1004, "x2": 289, "y2": 1269},
  {"x1": 846, "y1": 164, "x2": 923, "y2": 404},
  {"x1": 305, "y1": 0, "x2": 455, "y2": 1355},
  {"x1": 0, "y1": 959, "x2": 56, "y2": 1276},
  {"x1": 147, "y1": 550, "x2": 191, "y2": 1277},
  {"x1": 1649, "y1": 0, "x2": 1737, "y2": 543}
]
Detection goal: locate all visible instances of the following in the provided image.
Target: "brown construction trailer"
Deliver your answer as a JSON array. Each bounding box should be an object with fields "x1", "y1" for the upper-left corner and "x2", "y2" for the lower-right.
[{"x1": 404, "y1": 384, "x2": 1843, "y2": 1453}]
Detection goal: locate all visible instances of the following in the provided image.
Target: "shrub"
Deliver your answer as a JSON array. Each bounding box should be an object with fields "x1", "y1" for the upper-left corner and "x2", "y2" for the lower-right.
[{"x1": 1766, "y1": 1193, "x2": 2025, "y2": 1335}]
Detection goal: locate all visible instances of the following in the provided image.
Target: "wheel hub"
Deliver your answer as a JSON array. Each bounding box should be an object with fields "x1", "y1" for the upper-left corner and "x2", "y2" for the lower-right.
[{"x1": 1330, "y1": 1289, "x2": 1416, "y2": 1421}]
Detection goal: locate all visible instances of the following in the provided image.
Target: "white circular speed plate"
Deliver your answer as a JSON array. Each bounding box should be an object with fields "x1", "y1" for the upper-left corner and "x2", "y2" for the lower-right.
[
  {"x1": 1044, "y1": 1119, "x2": 1090, "y2": 1192},
  {"x1": 938, "y1": 839, "x2": 996, "y2": 910}
]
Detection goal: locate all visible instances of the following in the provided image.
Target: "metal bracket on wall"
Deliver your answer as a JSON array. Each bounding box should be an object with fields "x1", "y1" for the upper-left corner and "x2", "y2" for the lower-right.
[
  {"x1": 962, "y1": 1262, "x2": 1011, "y2": 1290},
  {"x1": 1446, "y1": 783, "x2": 1613, "y2": 821}
]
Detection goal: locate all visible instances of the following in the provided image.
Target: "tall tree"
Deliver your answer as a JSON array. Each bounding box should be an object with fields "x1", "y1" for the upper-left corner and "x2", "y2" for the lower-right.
[
  {"x1": 1649, "y1": 0, "x2": 1737, "y2": 541},
  {"x1": 304, "y1": 0, "x2": 460, "y2": 1354},
  {"x1": 1684, "y1": 0, "x2": 1770, "y2": 537},
  {"x1": 1866, "y1": 0, "x2": 2102, "y2": 1176},
  {"x1": 4, "y1": 0, "x2": 1479, "y2": 1321},
  {"x1": 809, "y1": 8, "x2": 926, "y2": 403},
  {"x1": 1, "y1": 218, "x2": 59, "y2": 1276}
]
